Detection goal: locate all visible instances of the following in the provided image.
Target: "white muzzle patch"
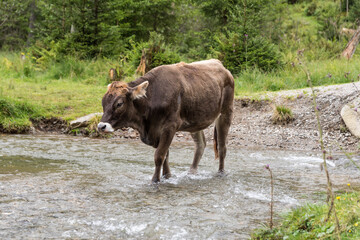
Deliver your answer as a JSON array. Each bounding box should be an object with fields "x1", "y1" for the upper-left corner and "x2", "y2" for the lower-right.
[{"x1": 98, "y1": 122, "x2": 114, "y2": 133}]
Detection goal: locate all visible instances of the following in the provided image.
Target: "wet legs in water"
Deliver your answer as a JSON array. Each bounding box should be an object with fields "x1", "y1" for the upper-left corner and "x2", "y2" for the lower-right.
[{"x1": 189, "y1": 130, "x2": 206, "y2": 174}]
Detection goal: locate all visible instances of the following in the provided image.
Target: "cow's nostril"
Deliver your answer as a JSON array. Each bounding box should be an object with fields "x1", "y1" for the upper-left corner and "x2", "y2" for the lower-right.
[
  {"x1": 98, "y1": 122, "x2": 114, "y2": 133},
  {"x1": 98, "y1": 123, "x2": 107, "y2": 131}
]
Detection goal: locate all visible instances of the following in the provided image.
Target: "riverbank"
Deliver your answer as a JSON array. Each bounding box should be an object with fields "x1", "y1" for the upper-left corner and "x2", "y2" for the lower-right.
[
  {"x1": 83, "y1": 81, "x2": 359, "y2": 153},
  {"x1": 2, "y1": 79, "x2": 360, "y2": 153},
  {"x1": 227, "y1": 81, "x2": 360, "y2": 153}
]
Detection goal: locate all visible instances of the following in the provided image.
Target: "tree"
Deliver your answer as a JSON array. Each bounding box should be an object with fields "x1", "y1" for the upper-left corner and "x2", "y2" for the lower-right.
[
  {"x1": 0, "y1": 1, "x2": 31, "y2": 50},
  {"x1": 26, "y1": 0, "x2": 36, "y2": 47},
  {"x1": 348, "y1": 0, "x2": 360, "y2": 25}
]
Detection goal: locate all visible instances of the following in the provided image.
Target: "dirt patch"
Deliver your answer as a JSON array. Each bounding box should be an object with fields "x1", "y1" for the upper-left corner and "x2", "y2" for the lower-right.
[
  {"x1": 31, "y1": 117, "x2": 68, "y2": 134},
  {"x1": 0, "y1": 125, "x2": 30, "y2": 134}
]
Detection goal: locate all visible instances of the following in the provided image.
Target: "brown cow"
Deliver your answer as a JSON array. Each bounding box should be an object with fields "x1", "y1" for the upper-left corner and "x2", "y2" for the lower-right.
[{"x1": 98, "y1": 59, "x2": 234, "y2": 183}]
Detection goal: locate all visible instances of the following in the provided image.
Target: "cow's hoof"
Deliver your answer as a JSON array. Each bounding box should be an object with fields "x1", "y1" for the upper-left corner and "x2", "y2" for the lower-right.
[
  {"x1": 151, "y1": 177, "x2": 160, "y2": 184},
  {"x1": 188, "y1": 168, "x2": 197, "y2": 175},
  {"x1": 216, "y1": 170, "x2": 227, "y2": 177},
  {"x1": 162, "y1": 173, "x2": 171, "y2": 179}
]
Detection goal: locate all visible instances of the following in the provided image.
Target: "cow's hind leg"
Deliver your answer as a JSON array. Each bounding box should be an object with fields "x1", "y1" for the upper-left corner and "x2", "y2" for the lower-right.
[
  {"x1": 162, "y1": 150, "x2": 171, "y2": 179},
  {"x1": 189, "y1": 130, "x2": 206, "y2": 174},
  {"x1": 215, "y1": 86, "x2": 234, "y2": 173}
]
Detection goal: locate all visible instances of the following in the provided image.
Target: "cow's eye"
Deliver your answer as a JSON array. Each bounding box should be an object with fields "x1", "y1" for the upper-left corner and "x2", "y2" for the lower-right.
[{"x1": 116, "y1": 102, "x2": 123, "y2": 108}]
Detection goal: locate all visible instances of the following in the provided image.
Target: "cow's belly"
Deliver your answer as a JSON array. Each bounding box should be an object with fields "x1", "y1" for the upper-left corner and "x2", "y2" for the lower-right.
[
  {"x1": 178, "y1": 97, "x2": 221, "y2": 132},
  {"x1": 178, "y1": 116, "x2": 218, "y2": 132}
]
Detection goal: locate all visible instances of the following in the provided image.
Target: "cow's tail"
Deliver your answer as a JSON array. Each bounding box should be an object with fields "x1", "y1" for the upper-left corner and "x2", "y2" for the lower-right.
[{"x1": 213, "y1": 126, "x2": 219, "y2": 160}]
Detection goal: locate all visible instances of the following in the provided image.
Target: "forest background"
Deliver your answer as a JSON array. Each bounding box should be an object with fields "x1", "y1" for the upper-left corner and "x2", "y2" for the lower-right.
[{"x1": 1, "y1": 0, "x2": 360, "y2": 131}]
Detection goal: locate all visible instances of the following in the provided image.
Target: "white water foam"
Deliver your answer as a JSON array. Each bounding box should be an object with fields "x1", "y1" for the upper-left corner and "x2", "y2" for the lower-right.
[{"x1": 162, "y1": 170, "x2": 214, "y2": 185}]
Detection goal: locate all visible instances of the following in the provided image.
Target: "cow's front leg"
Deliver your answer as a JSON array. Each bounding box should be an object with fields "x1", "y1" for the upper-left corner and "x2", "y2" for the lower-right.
[{"x1": 152, "y1": 130, "x2": 175, "y2": 183}]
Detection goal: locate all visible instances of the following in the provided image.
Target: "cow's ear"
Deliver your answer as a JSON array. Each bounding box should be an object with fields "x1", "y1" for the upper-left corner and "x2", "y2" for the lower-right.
[
  {"x1": 131, "y1": 81, "x2": 149, "y2": 99},
  {"x1": 107, "y1": 83, "x2": 112, "y2": 91}
]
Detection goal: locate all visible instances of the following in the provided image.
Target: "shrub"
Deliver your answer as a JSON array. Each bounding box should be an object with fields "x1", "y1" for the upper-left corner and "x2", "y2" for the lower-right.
[
  {"x1": 287, "y1": 0, "x2": 312, "y2": 4},
  {"x1": 305, "y1": 2, "x2": 317, "y2": 16},
  {"x1": 314, "y1": 1, "x2": 342, "y2": 40},
  {"x1": 215, "y1": 33, "x2": 283, "y2": 75},
  {"x1": 348, "y1": 0, "x2": 360, "y2": 23},
  {"x1": 127, "y1": 32, "x2": 181, "y2": 75}
]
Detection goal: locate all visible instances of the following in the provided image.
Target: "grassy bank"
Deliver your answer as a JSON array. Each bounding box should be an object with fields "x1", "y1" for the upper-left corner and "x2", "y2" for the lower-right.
[
  {"x1": 252, "y1": 191, "x2": 360, "y2": 239},
  {"x1": 0, "y1": 52, "x2": 110, "y2": 132},
  {"x1": 235, "y1": 57, "x2": 360, "y2": 95},
  {"x1": 1, "y1": 51, "x2": 360, "y2": 132},
  {"x1": 0, "y1": 97, "x2": 43, "y2": 133}
]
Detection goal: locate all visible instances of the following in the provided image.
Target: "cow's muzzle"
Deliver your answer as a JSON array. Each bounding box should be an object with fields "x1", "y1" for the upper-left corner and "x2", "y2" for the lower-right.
[{"x1": 97, "y1": 122, "x2": 114, "y2": 133}]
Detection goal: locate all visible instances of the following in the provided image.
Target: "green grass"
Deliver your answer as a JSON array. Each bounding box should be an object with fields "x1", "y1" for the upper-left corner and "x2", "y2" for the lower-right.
[
  {"x1": 252, "y1": 191, "x2": 360, "y2": 239},
  {"x1": 0, "y1": 52, "x2": 112, "y2": 132},
  {"x1": 235, "y1": 57, "x2": 360, "y2": 95},
  {"x1": 0, "y1": 97, "x2": 43, "y2": 133},
  {"x1": 0, "y1": 78, "x2": 106, "y2": 120},
  {"x1": 1, "y1": 50, "x2": 360, "y2": 132}
]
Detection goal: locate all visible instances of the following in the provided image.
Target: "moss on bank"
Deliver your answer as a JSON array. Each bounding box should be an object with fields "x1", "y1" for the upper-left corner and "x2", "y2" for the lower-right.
[{"x1": 252, "y1": 191, "x2": 360, "y2": 239}]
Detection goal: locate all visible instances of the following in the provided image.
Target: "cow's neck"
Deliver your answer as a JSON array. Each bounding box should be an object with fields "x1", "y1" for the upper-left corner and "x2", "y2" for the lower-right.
[{"x1": 126, "y1": 99, "x2": 148, "y2": 139}]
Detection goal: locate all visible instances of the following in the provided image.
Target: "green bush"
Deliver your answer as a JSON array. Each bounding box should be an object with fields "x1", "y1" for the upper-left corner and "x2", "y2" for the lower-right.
[
  {"x1": 348, "y1": 0, "x2": 360, "y2": 23},
  {"x1": 287, "y1": 0, "x2": 312, "y2": 4},
  {"x1": 23, "y1": 64, "x2": 33, "y2": 77},
  {"x1": 127, "y1": 32, "x2": 181, "y2": 75},
  {"x1": 305, "y1": 2, "x2": 317, "y2": 16},
  {"x1": 314, "y1": 1, "x2": 342, "y2": 40},
  {"x1": 215, "y1": 33, "x2": 283, "y2": 75}
]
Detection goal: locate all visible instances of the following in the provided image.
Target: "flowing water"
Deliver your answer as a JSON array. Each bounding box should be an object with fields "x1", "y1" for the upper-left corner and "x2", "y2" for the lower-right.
[{"x1": 0, "y1": 134, "x2": 359, "y2": 239}]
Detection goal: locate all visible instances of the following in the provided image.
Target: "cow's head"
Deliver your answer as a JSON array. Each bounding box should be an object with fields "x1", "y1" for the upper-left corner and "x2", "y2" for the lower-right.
[{"x1": 98, "y1": 81, "x2": 149, "y2": 132}]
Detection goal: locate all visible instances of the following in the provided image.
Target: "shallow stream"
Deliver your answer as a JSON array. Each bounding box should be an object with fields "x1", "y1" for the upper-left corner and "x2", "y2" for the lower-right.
[{"x1": 0, "y1": 134, "x2": 359, "y2": 239}]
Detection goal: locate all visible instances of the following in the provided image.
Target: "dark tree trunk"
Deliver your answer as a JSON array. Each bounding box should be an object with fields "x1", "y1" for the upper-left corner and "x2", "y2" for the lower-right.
[{"x1": 26, "y1": 0, "x2": 36, "y2": 47}]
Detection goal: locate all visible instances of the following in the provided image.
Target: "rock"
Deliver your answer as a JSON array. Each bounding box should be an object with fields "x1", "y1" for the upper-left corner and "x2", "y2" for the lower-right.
[
  {"x1": 340, "y1": 98, "x2": 360, "y2": 138},
  {"x1": 70, "y1": 113, "x2": 103, "y2": 129},
  {"x1": 129, "y1": 133, "x2": 137, "y2": 139}
]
